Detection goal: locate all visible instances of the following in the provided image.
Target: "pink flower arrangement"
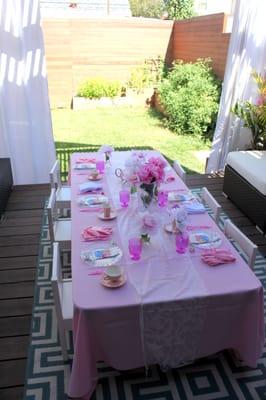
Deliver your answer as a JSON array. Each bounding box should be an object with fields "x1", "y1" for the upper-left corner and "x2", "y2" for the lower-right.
[{"x1": 137, "y1": 157, "x2": 166, "y2": 185}]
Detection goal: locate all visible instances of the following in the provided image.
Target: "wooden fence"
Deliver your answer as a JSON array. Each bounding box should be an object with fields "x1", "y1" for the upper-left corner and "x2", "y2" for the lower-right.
[
  {"x1": 43, "y1": 18, "x2": 174, "y2": 108},
  {"x1": 43, "y1": 14, "x2": 230, "y2": 108},
  {"x1": 172, "y1": 13, "x2": 230, "y2": 79}
]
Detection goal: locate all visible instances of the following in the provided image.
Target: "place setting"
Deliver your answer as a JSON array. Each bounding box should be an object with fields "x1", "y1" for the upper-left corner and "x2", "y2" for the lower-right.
[{"x1": 81, "y1": 239, "x2": 127, "y2": 288}]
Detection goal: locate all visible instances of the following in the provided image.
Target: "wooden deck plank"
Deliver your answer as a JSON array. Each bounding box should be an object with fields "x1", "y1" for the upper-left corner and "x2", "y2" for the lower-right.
[
  {"x1": 0, "y1": 216, "x2": 42, "y2": 226},
  {"x1": 0, "y1": 359, "x2": 27, "y2": 387},
  {"x1": 0, "y1": 235, "x2": 40, "y2": 247},
  {"x1": 0, "y1": 268, "x2": 35, "y2": 284},
  {"x1": 0, "y1": 244, "x2": 39, "y2": 258},
  {"x1": 0, "y1": 282, "x2": 34, "y2": 300},
  {"x1": 12, "y1": 183, "x2": 50, "y2": 191},
  {"x1": 0, "y1": 298, "x2": 33, "y2": 318},
  {"x1": 0, "y1": 225, "x2": 41, "y2": 237},
  {"x1": 6, "y1": 200, "x2": 45, "y2": 211},
  {"x1": 0, "y1": 386, "x2": 24, "y2": 400},
  {"x1": 3, "y1": 209, "x2": 44, "y2": 219},
  {"x1": 0, "y1": 336, "x2": 30, "y2": 361},
  {"x1": 0, "y1": 316, "x2": 32, "y2": 337},
  {"x1": 0, "y1": 256, "x2": 37, "y2": 270}
]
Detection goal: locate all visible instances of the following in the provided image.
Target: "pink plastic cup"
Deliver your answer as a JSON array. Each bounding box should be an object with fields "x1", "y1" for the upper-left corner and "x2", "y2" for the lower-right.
[
  {"x1": 119, "y1": 189, "x2": 130, "y2": 207},
  {"x1": 175, "y1": 231, "x2": 189, "y2": 254},
  {"x1": 158, "y1": 190, "x2": 168, "y2": 207},
  {"x1": 96, "y1": 160, "x2": 105, "y2": 174},
  {"x1": 128, "y1": 238, "x2": 142, "y2": 261}
]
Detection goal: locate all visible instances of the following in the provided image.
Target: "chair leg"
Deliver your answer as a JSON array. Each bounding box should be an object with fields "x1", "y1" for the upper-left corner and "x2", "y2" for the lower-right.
[{"x1": 58, "y1": 324, "x2": 68, "y2": 361}]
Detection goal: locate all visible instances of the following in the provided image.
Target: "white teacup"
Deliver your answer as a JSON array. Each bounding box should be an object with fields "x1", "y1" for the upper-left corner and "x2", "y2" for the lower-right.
[{"x1": 105, "y1": 265, "x2": 122, "y2": 279}]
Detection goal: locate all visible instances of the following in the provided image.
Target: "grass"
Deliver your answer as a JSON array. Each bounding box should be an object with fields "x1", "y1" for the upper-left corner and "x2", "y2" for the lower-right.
[{"x1": 52, "y1": 106, "x2": 211, "y2": 174}]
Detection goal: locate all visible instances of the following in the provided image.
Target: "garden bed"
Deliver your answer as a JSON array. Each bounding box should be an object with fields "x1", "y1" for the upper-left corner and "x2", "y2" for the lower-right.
[{"x1": 72, "y1": 88, "x2": 153, "y2": 110}]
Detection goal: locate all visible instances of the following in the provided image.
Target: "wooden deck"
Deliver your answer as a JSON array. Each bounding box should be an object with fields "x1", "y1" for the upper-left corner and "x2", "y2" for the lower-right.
[
  {"x1": 0, "y1": 184, "x2": 50, "y2": 400},
  {"x1": 0, "y1": 174, "x2": 265, "y2": 399}
]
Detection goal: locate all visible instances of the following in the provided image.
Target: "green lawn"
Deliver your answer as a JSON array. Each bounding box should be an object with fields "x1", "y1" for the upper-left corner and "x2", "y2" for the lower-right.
[{"x1": 52, "y1": 106, "x2": 210, "y2": 174}]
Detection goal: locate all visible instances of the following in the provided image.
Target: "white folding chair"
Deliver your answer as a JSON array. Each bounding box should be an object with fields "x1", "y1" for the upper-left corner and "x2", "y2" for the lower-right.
[
  {"x1": 47, "y1": 189, "x2": 71, "y2": 250},
  {"x1": 51, "y1": 242, "x2": 73, "y2": 361},
  {"x1": 224, "y1": 220, "x2": 257, "y2": 269},
  {"x1": 50, "y1": 160, "x2": 71, "y2": 209},
  {"x1": 201, "y1": 187, "x2": 222, "y2": 225},
  {"x1": 173, "y1": 160, "x2": 186, "y2": 182}
]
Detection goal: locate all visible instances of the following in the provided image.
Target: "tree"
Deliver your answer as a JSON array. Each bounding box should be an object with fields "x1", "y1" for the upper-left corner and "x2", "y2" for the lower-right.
[{"x1": 165, "y1": 0, "x2": 194, "y2": 20}]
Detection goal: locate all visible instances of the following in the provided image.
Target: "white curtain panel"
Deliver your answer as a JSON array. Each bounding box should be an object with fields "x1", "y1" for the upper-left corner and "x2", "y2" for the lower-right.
[
  {"x1": 0, "y1": 0, "x2": 56, "y2": 184},
  {"x1": 206, "y1": 0, "x2": 266, "y2": 173}
]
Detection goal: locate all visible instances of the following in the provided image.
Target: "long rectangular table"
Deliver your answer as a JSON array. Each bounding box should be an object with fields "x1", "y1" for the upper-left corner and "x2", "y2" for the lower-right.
[{"x1": 68, "y1": 151, "x2": 264, "y2": 399}]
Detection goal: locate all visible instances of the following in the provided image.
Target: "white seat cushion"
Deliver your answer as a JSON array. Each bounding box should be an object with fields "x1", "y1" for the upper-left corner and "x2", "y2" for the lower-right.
[{"x1": 226, "y1": 151, "x2": 266, "y2": 195}]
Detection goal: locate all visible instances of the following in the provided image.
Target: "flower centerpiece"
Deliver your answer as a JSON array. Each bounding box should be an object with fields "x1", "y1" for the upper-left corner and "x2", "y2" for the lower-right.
[
  {"x1": 137, "y1": 156, "x2": 167, "y2": 207},
  {"x1": 124, "y1": 151, "x2": 146, "y2": 194},
  {"x1": 232, "y1": 71, "x2": 266, "y2": 149}
]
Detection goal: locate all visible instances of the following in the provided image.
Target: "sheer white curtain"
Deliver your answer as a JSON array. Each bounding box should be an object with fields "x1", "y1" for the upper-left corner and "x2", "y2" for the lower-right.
[
  {"x1": 206, "y1": 0, "x2": 266, "y2": 173},
  {"x1": 0, "y1": 0, "x2": 56, "y2": 184}
]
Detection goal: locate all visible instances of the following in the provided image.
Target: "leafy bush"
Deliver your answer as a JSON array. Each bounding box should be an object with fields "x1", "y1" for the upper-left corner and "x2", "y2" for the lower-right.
[
  {"x1": 232, "y1": 71, "x2": 266, "y2": 149},
  {"x1": 129, "y1": 0, "x2": 165, "y2": 18},
  {"x1": 158, "y1": 59, "x2": 221, "y2": 137},
  {"x1": 77, "y1": 77, "x2": 121, "y2": 99},
  {"x1": 128, "y1": 57, "x2": 166, "y2": 92},
  {"x1": 165, "y1": 0, "x2": 194, "y2": 20}
]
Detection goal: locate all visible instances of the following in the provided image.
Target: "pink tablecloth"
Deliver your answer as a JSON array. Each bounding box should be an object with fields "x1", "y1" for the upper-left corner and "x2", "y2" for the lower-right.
[{"x1": 68, "y1": 151, "x2": 264, "y2": 399}]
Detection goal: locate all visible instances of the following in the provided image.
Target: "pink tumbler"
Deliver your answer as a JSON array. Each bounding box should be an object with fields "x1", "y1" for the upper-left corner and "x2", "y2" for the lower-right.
[
  {"x1": 175, "y1": 231, "x2": 189, "y2": 254},
  {"x1": 128, "y1": 238, "x2": 142, "y2": 260}
]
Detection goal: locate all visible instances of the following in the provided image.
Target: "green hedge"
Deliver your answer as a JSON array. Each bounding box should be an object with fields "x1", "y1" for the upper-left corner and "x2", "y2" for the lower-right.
[
  {"x1": 77, "y1": 77, "x2": 121, "y2": 99},
  {"x1": 158, "y1": 59, "x2": 221, "y2": 138}
]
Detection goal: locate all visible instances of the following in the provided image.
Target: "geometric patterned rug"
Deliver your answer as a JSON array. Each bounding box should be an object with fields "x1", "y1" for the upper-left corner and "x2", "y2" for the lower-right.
[{"x1": 24, "y1": 190, "x2": 266, "y2": 400}]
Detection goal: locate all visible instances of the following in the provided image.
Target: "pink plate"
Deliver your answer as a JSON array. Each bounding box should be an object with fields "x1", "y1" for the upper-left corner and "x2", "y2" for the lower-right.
[
  {"x1": 101, "y1": 273, "x2": 126, "y2": 288},
  {"x1": 88, "y1": 174, "x2": 103, "y2": 181},
  {"x1": 98, "y1": 211, "x2": 117, "y2": 221}
]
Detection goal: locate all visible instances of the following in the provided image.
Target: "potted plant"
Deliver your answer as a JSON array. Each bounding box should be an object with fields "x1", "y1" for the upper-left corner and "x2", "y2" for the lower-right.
[{"x1": 232, "y1": 71, "x2": 266, "y2": 149}]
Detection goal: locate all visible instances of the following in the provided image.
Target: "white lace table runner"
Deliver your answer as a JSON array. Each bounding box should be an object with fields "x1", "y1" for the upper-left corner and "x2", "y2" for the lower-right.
[{"x1": 127, "y1": 255, "x2": 208, "y2": 370}]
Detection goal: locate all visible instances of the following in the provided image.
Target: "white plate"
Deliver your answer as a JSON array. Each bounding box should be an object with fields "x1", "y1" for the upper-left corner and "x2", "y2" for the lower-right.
[
  {"x1": 74, "y1": 163, "x2": 95, "y2": 170},
  {"x1": 88, "y1": 174, "x2": 103, "y2": 181},
  {"x1": 168, "y1": 192, "x2": 195, "y2": 202},
  {"x1": 81, "y1": 246, "x2": 122, "y2": 267},
  {"x1": 189, "y1": 231, "x2": 222, "y2": 249},
  {"x1": 83, "y1": 196, "x2": 108, "y2": 206}
]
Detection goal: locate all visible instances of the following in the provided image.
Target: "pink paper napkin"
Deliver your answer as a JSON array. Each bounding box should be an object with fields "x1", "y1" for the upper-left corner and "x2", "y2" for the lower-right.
[
  {"x1": 76, "y1": 158, "x2": 96, "y2": 163},
  {"x1": 82, "y1": 226, "x2": 113, "y2": 241},
  {"x1": 201, "y1": 249, "x2": 236, "y2": 266}
]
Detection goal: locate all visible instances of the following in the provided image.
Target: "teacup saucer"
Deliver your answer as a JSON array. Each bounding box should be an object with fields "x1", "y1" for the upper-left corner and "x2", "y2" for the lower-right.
[
  {"x1": 88, "y1": 174, "x2": 103, "y2": 181},
  {"x1": 98, "y1": 211, "x2": 117, "y2": 220},
  {"x1": 101, "y1": 273, "x2": 126, "y2": 288}
]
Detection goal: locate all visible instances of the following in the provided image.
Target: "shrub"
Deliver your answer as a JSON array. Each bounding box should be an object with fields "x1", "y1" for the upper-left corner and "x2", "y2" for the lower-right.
[
  {"x1": 165, "y1": 0, "x2": 194, "y2": 20},
  {"x1": 129, "y1": 0, "x2": 166, "y2": 18},
  {"x1": 77, "y1": 77, "x2": 121, "y2": 99},
  {"x1": 158, "y1": 59, "x2": 221, "y2": 137},
  {"x1": 128, "y1": 57, "x2": 166, "y2": 92}
]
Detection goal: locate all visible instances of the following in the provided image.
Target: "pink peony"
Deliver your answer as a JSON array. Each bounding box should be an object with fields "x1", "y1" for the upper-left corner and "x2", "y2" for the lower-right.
[{"x1": 137, "y1": 157, "x2": 166, "y2": 184}]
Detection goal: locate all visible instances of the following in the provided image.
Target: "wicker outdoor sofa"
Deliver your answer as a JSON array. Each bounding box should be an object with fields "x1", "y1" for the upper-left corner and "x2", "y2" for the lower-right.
[{"x1": 223, "y1": 150, "x2": 266, "y2": 234}]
